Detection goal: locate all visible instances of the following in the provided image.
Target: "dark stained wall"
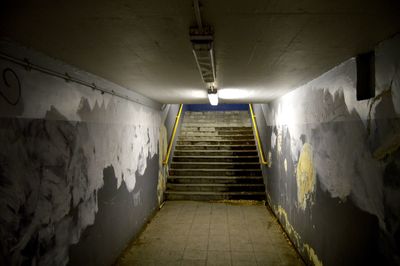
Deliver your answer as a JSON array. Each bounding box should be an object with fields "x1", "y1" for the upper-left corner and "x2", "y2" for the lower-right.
[
  {"x1": 254, "y1": 34, "x2": 400, "y2": 266},
  {"x1": 69, "y1": 158, "x2": 159, "y2": 266},
  {"x1": 0, "y1": 40, "x2": 162, "y2": 266}
]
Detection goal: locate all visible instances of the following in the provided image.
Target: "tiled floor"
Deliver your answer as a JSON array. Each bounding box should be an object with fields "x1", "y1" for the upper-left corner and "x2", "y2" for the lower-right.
[{"x1": 116, "y1": 201, "x2": 305, "y2": 266}]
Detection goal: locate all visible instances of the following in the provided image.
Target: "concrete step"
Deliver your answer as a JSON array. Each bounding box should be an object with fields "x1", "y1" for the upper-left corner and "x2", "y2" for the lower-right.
[
  {"x1": 181, "y1": 126, "x2": 253, "y2": 132},
  {"x1": 184, "y1": 115, "x2": 249, "y2": 117},
  {"x1": 183, "y1": 114, "x2": 250, "y2": 121},
  {"x1": 165, "y1": 191, "x2": 266, "y2": 201},
  {"x1": 175, "y1": 145, "x2": 256, "y2": 151},
  {"x1": 167, "y1": 176, "x2": 264, "y2": 184},
  {"x1": 184, "y1": 113, "x2": 249, "y2": 117},
  {"x1": 183, "y1": 116, "x2": 250, "y2": 120},
  {"x1": 167, "y1": 183, "x2": 265, "y2": 192},
  {"x1": 172, "y1": 156, "x2": 259, "y2": 163},
  {"x1": 183, "y1": 120, "x2": 251, "y2": 124},
  {"x1": 169, "y1": 169, "x2": 262, "y2": 176},
  {"x1": 173, "y1": 150, "x2": 258, "y2": 156},
  {"x1": 183, "y1": 121, "x2": 250, "y2": 125},
  {"x1": 185, "y1": 111, "x2": 248, "y2": 113},
  {"x1": 184, "y1": 112, "x2": 249, "y2": 115},
  {"x1": 183, "y1": 119, "x2": 250, "y2": 123},
  {"x1": 182, "y1": 123, "x2": 251, "y2": 127},
  {"x1": 178, "y1": 135, "x2": 254, "y2": 140},
  {"x1": 184, "y1": 112, "x2": 249, "y2": 116},
  {"x1": 179, "y1": 131, "x2": 253, "y2": 136},
  {"x1": 176, "y1": 140, "x2": 256, "y2": 145},
  {"x1": 185, "y1": 112, "x2": 249, "y2": 116},
  {"x1": 170, "y1": 162, "x2": 261, "y2": 170}
]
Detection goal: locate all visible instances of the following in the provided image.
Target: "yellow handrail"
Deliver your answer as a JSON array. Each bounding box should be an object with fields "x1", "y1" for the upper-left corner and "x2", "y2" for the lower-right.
[
  {"x1": 249, "y1": 104, "x2": 269, "y2": 165},
  {"x1": 162, "y1": 104, "x2": 183, "y2": 165}
]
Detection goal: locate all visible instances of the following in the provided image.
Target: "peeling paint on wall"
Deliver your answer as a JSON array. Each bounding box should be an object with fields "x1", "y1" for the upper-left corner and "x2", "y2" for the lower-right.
[
  {"x1": 271, "y1": 131, "x2": 277, "y2": 150},
  {"x1": 268, "y1": 151, "x2": 272, "y2": 168},
  {"x1": 277, "y1": 129, "x2": 283, "y2": 154},
  {"x1": 0, "y1": 42, "x2": 161, "y2": 265},
  {"x1": 296, "y1": 143, "x2": 316, "y2": 211},
  {"x1": 258, "y1": 34, "x2": 400, "y2": 266},
  {"x1": 76, "y1": 97, "x2": 160, "y2": 193}
]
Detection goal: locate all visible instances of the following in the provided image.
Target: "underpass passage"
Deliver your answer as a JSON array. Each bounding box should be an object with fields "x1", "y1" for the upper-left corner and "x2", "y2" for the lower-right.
[{"x1": 116, "y1": 201, "x2": 304, "y2": 266}]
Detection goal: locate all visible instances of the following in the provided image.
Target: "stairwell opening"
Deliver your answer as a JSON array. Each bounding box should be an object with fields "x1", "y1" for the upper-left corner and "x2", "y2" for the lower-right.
[{"x1": 165, "y1": 104, "x2": 266, "y2": 202}]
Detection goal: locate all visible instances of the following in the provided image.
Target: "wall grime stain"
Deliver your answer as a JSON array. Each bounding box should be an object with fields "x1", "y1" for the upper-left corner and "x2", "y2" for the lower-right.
[
  {"x1": 275, "y1": 205, "x2": 301, "y2": 247},
  {"x1": 133, "y1": 190, "x2": 142, "y2": 207},
  {"x1": 157, "y1": 125, "x2": 168, "y2": 205},
  {"x1": 275, "y1": 205, "x2": 323, "y2": 266},
  {"x1": 69, "y1": 158, "x2": 159, "y2": 266},
  {"x1": 284, "y1": 158, "x2": 288, "y2": 173},
  {"x1": 304, "y1": 244, "x2": 323, "y2": 266},
  {"x1": 367, "y1": 88, "x2": 392, "y2": 136},
  {"x1": 296, "y1": 143, "x2": 316, "y2": 210},
  {"x1": 373, "y1": 133, "x2": 400, "y2": 160}
]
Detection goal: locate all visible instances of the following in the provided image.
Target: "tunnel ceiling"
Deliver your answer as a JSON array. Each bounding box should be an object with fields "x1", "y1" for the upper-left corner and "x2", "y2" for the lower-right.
[{"x1": 1, "y1": 0, "x2": 400, "y2": 104}]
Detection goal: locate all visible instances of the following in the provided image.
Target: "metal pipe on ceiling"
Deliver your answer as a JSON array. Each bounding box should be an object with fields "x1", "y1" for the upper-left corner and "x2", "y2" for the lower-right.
[
  {"x1": 0, "y1": 52, "x2": 161, "y2": 109},
  {"x1": 193, "y1": 0, "x2": 203, "y2": 30}
]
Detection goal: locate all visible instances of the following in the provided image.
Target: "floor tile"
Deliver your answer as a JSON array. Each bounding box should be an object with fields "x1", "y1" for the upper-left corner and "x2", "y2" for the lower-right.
[
  {"x1": 208, "y1": 235, "x2": 230, "y2": 251},
  {"x1": 181, "y1": 259, "x2": 207, "y2": 266},
  {"x1": 115, "y1": 201, "x2": 306, "y2": 266},
  {"x1": 187, "y1": 236, "x2": 209, "y2": 250},
  {"x1": 231, "y1": 251, "x2": 257, "y2": 266},
  {"x1": 183, "y1": 249, "x2": 207, "y2": 260},
  {"x1": 207, "y1": 250, "x2": 231, "y2": 266}
]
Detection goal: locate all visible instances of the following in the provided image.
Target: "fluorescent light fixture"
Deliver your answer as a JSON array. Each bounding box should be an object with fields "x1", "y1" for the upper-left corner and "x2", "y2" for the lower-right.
[
  {"x1": 208, "y1": 88, "x2": 218, "y2": 106},
  {"x1": 218, "y1": 88, "x2": 249, "y2": 99},
  {"x1": 190, "y1": 26, "x2": 216, "y2": 84}
]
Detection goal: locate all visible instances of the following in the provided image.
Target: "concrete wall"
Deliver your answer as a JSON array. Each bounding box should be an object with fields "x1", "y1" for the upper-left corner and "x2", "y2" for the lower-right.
[
  {"x1": 0, "y1": 40, "x2": 162, "y2": 266},
  {"x1": 254, "y1": 34, "x2": 400, "y2": 266}
]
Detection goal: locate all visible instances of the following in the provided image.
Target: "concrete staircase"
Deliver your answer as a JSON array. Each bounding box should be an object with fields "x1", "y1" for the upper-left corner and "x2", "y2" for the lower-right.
[{"x1": 165, "y1": 110, "x2": 266, "y2": 201}]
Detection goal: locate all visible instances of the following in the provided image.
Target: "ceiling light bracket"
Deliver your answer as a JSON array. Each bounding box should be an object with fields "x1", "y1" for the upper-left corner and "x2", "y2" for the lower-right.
[
  {"x1": 207, "y1": 87, "x2": 218, "y2": 106},
  {"x1": 190, "y1": 26, "x2": 216, "y2": 84},
  {"x1": 190, "y1": 0, "x2": 218, "y2": 105}
]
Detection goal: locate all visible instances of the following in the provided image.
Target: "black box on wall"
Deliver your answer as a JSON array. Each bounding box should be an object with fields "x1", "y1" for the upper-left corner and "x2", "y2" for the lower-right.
[{"x1": 356, "y1": 51, "x2": 375, "y2": 101}]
